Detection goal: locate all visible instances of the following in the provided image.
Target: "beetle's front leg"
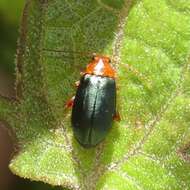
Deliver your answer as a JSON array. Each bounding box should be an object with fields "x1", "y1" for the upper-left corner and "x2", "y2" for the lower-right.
[
  {"x1": 65, "y1": 80, "x2": 80, "y2": 109},
  {"x1": 74, "y1": 81, "x2": 80, "y2": 88}
]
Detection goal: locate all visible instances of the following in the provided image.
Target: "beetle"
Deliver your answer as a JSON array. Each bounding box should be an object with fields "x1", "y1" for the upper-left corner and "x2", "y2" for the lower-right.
[
  {"x1": 43, "y1": 48, "x2": 148, "y2": 148},
  {"x1": 69, "y1": 55, "x2": 118, "y2": 147}
]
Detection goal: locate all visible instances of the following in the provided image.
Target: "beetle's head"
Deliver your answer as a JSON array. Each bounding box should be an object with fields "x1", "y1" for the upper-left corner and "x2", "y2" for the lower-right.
[{"x1": 84, "y1": 55, "x2": 115, "y2": 78}]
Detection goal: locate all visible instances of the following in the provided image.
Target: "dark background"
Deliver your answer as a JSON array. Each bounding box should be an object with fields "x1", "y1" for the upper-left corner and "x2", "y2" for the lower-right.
[{"x1": 0, "y1": 1, "x2": 63, "y2": 190}]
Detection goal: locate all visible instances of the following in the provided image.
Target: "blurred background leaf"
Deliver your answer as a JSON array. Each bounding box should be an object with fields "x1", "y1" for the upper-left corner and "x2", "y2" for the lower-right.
[
  {"x1": 0, "y1": 0, "x2": 67, "y2": 189},
  {"x1": 0, "y1": 0, "x2": 24, "y2": 73}
]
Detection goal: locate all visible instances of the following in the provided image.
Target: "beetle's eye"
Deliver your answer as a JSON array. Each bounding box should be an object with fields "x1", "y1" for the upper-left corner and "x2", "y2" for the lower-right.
[
  {"x1": 91, "y1": 56, "x2": 95, "y2": 60},
  {"x1": 109, "y1": 59, "x2": 111, "y2": 63}
]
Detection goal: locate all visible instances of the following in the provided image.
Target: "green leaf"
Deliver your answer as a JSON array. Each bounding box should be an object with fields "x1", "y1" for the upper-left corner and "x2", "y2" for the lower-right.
[{"x1": 1, "y1": 0, "x2": 190, "y2": 189}]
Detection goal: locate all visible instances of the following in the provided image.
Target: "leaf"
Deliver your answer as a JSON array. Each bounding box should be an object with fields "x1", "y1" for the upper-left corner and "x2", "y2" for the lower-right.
[{"x1": 1, "y1": 0, "x2": 190, "y2": 189}]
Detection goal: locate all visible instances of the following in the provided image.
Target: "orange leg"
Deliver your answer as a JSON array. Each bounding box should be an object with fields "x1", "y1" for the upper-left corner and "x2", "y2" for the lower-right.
[
  {"x1": 75, "y1": 81, "x2": 80, "y2": 87},
  {"x1": 113, "y1": 111, "x2": 121, "y2": 122},
  {"x1": 65, "y1": 96, "x2": 75, "y2": 108},
  {"x1": 66, "y1": 80, "x2": 80, "y2": 109}
]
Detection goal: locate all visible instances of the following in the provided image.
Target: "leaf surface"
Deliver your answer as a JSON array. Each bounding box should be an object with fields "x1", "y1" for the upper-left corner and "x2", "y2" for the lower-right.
[{"x1": 1, "y1": 0, "x2": 190, "y2": 189}]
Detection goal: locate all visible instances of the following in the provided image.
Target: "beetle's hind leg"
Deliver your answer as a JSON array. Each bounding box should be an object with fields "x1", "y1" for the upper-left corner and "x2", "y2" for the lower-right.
[{"x1": 113, "y1": 110, "x2": 121, "y2": 121}]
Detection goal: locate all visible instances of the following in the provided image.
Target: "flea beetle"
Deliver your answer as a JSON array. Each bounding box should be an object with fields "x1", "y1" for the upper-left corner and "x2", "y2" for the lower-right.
[
  {"x1": 43, "y1": 48, "x2": 148, "y2": 147},
  {"x1": 70, "y1": 55, "x2": 117, "y2": 147}
]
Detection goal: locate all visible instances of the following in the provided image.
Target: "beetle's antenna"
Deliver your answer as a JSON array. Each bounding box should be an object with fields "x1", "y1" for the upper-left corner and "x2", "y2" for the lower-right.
[{"x1": 42, "y1": 48, "x2": 96, "y2": 58}]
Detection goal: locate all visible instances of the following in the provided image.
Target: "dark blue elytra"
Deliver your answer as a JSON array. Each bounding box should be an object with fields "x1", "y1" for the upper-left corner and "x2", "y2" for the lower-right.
[{"x1": 71, "y1": 74, "x2": 116, "y2": 147}]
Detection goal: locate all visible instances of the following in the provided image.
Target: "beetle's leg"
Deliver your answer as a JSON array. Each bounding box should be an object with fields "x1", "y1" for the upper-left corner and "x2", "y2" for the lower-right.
[
  {"x1": 65, "y1": 96, "x2": 75, "y2": 108},
  {"x1": 75, "y1": 81, "x2": 80, "y2": 88},
  {"x1": 113, "y1": 111, "x2": 121, "y2": 122}
]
